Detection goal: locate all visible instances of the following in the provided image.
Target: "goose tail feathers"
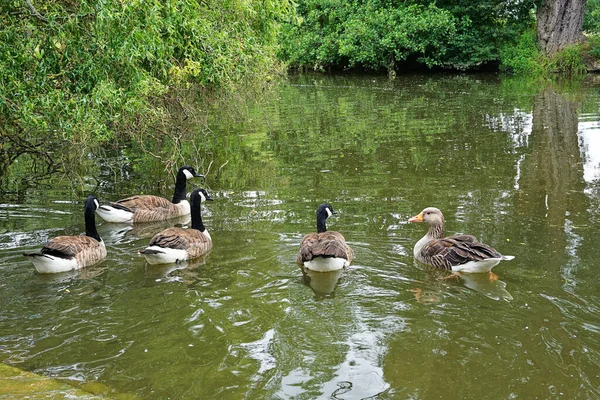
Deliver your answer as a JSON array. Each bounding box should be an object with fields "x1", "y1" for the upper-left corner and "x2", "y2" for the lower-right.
[{"x1": 139, "y1": 248, "x2": 165, "y2": 255}]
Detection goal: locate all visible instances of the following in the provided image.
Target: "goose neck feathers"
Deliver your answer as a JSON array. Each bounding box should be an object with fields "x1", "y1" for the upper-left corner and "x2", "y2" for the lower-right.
[
  {"x1": 172, "y1": 166, "x2": 203, "y2": 204},
  {"x1": 190, "y1": 188, "x2": 213, "y2": 232},
  {"x1": 84, "y1": 196, "x2": 102, "y2": 242}
]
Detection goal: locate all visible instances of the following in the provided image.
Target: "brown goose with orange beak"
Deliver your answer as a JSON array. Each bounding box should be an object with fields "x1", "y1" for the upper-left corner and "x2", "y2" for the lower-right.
[{"x1": 408, "y1": 207, "x2": 514, "y2": 274}]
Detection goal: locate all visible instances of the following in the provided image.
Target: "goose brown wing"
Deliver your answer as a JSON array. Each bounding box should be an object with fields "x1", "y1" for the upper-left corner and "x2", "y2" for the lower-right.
[
  {"x1": 148, "y1": 228, "x2": 209, "y2": 250},
  {"x1": 298, "y1": 233, "x2": 318, "y2": 264},
  {"x1": 421, "y1": 235, "x2": 503, "y2": 270},
  {"x1": 41, "y1": 236, "x2": 101, "y2": 259},
  {"x1": 148, "y1": 228, "x2": 191, "y2": 250},
  {"x1": 298, "y1": 231, "x2": 351, "y2": 263},
  {"x1": 114, "y1": 195, "x2": 173, "y2": 212}
]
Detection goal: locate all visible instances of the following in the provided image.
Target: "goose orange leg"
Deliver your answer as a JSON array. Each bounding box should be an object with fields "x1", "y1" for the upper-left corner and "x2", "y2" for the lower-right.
[{"x1": 439, "y1": 272, "x2": 461, "y2": 280}]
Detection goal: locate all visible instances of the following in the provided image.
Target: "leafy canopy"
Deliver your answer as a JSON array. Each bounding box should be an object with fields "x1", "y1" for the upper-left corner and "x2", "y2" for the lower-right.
[
  {"x1": 279, "y1": 0, "x2": 536, "y2": 71},
  {"x1": 0, "y1": 0, "x2": 291, "y2": 142}
]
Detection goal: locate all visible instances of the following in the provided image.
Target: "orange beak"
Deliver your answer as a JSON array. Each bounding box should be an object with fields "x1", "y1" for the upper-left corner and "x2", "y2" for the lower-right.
[{"x1": 408, "y1": 212, "x2": 423, "y2": 223}]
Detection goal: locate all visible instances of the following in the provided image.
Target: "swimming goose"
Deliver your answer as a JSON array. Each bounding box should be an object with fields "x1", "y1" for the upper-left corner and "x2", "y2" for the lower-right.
[
  {"x1": 140, "y1": 188, "x2": 213, "y2": 265},
  {"x1": 96, "y1": 166, "x2": 204, "y2": 223},
  {"x1": 24, "y1": 196, "x2": 107, "y2": 273},
  {"x1": 297, "y1": 203, "x2": 354, "y2": 272},
  {"x1": 408, "y1": 207, "x2": 514, "y2": 273}
]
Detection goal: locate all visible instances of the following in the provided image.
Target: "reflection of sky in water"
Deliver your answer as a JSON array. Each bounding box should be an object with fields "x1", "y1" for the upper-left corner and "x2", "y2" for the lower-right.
[
  {"x1": 484, "y1": 109, "x2": 533, "y2": 190},
  {"x1": 485, "y1": 108, "x2": 600, "y2": 184},
  {"x1": 484, "y1": 108, "x2": 533, "y2": 146},
  {"x1": 578, "y1": 119, "x2": 600, "y2": 183}
]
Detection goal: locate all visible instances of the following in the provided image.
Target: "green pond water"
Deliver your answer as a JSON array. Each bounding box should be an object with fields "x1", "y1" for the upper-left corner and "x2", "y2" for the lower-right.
[{"x1": 1, "y1": 74, "x2": 600, "y2": 399}]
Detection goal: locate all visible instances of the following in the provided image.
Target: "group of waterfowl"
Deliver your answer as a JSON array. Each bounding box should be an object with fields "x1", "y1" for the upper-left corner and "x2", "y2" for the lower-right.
[
  {"x1": 24, "y1": 166, "x2": 210, "y2": 273},
  {"x1": 23, "y1": 166, "x2": 515, "y2": 276}
]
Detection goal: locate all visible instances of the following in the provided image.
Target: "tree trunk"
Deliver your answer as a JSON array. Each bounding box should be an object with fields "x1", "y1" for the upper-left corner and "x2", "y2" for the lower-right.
[{"x1": 537, "y1": 0, "x2": 586, "y2": 55}]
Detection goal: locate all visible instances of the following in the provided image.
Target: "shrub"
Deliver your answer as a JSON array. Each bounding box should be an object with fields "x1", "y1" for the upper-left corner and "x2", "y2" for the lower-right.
[
  {"x1": 0, "y1": 0, "x2": 291, "y2": 144},
  {"x1": 548, "y1": 44, "x2": 588, "y2": 76},
  {"x1": 499, "y1": 28, "x2": 545, "y2": 75}
]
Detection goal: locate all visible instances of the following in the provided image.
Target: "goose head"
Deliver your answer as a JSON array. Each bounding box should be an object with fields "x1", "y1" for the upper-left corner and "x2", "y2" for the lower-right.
[
  {"x1": 408, "y1": 207, "x2": 444, "y2": 227},
  {"x1": 179, "y1": 166, "x2": 205, "y2": 180},
  {"x1": 191, "y1": 188, "x2": 214, "y2": 206},
  {"x1": 85, "y1": 195, "x2": 100, "y2": 212},
  {"x1": 316, "y1": 203, "x2": 336, "y2": 233},
  {"x1": 317, "y1": 203, "x2": 336, "y2": 219}
]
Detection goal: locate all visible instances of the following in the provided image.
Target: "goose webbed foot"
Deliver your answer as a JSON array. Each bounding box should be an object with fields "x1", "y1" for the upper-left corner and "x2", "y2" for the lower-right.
[{"x1": 439, "y1": 272, "x2": 461, "y2": 280}]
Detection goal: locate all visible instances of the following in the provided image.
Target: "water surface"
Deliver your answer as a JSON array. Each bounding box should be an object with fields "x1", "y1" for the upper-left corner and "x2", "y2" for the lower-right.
[{"x1": 1, "y1": 74, "x2": 599, "y2": 399}]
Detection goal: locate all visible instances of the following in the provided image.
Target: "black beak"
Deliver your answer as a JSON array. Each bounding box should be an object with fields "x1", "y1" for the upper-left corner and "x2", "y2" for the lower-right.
[
  {"x1": 194, "y1": 172, "x2": 205, "y2": 178},
  {"x1": 205, "y1": 195, "x2": 214, "y2": 201}
]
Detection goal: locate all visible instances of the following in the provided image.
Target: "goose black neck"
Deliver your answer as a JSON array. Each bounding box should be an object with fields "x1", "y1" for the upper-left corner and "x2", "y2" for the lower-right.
[
  {"x1": 172, "y1": 172, "x2": 188, "y2": 204},
  {"x1": 316, "y1": 213, "x2": 327, "y2": 233},
  {"x1": 84, "y1": 204, "x2": 102, "y2": 242},
  {"x1": 191, "y1": 200, "x2": 206, "y2": 232}
]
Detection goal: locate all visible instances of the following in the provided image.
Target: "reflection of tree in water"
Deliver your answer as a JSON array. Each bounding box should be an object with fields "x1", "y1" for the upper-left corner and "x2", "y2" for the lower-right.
[
  {"x1": 0, "y1": 132, "x2": 64, "y2": 189},
  {"x1": 514, "y1": 87, "x2": 588, "y2": 269}
]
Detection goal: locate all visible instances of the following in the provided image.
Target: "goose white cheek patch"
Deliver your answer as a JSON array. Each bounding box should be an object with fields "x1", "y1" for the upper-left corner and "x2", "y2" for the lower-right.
[
  {"x1": 199, "y1": 192, "x2": 207, "y2": 202},
  {"x1": 326, "y1": 208, "x2": 333, "y2": 218},
  {"x1": 183, "y1": 169, "x2": 194, "y2": 180}
]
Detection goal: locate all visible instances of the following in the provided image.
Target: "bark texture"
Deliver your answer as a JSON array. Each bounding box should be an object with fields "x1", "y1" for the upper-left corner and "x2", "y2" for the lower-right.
[{"x1": 537, "y1": 0, "x2": 586, "y2": 55}]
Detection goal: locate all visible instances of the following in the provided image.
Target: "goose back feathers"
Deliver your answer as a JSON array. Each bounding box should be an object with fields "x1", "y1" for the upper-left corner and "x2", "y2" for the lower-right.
[
  {"x1": 24, "y1": 196, "x2": 107, "y2": 273},
  {"x1": 140, "y1": 188, "x2": 213, "y2": 265},
  {"x1": 297, "y1": 203, "x2": 353, "y2": 272},
  {"x1": 409, "y1": 207, "x2": 514, "y2": 273},
  {"x1": 96, "y1": 166, "x2": 203, "y2": 223}
]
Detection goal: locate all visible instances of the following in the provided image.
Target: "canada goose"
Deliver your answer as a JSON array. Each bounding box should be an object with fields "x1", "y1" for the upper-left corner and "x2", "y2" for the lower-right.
[
  {"x1": 139, "y1": 188, "x2": 213, "y2": 264},
  {"x1": 96, "y1": 166, "x2": 204, "y2": 223},
  {"x1": 24, "y1": 196, "x2": 107, "y2": 273},
  {"x1": 297, "y1": 203, "x2": 354, "y2": 272},
  {"x1": 408, "y1": 207, "x2": 514, "y2": 273}
]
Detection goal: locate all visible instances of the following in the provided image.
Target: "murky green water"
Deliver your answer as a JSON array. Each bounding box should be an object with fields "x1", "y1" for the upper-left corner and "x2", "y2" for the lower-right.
[{"x1": 1, "y1": 74, "x2": 600, "y2": 399}]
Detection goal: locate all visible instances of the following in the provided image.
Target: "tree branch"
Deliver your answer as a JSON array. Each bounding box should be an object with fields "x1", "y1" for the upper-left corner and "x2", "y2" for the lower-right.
[{"x1": 25, "y1": 0, "x2": 48, "y2": 22}]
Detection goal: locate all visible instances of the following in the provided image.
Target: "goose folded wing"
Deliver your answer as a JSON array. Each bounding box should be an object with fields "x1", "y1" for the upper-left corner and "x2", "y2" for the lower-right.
[
  {"x1": 148, "y1": 228, "x2": 191, "y2": 250},
  {"x1": 298, "y1": 234, "x2": 319, "y2": 263},
  {"x1": 422, "y1": 235, "x2": 502, "y2": 270},
  {"x1": 42, "y1": 236, "x2": 100, "y2": 258},
  {"x1": 115, "y1": 195, "x2": 173, "y2": 211},
  {"x1": 311, "y1": 232, "x2": 351, "y2": 260}
]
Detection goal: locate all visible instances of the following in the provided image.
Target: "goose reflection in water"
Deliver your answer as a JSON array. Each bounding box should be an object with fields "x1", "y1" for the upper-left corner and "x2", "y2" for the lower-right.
[
  {"x1": 301, "y1": 268, "x2": 344, "y2": 298},
  {"x1": 411, "y1": 268, "x2": 513, "y2": 303},
  {"x1": 144, "y1": 255, "x2": 210, "y2": 284},
  {"x1": 454, "y1": 272, "x2": 513, "y2": 301},
  {"x1": 98, "y1": 214, "x2": 192, "y2": 243}
]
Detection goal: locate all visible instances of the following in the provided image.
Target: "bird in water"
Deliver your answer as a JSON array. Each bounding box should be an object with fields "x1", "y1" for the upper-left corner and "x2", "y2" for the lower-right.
[
  {"x1": 297, "y1": 203, "x2": 354, "y2": 272},
  {"x1": 139, "y1": 188, "x2": 213, "y2": 265},
  {"x1": 408, "y1": 207, "x2": 514, "y2": 279},
  {"x1": 96, "y1": 166, "x2": 204, "y2": 223},
  {"x1": 24, "y1": 196, "x2": 107, "y2": 273}
]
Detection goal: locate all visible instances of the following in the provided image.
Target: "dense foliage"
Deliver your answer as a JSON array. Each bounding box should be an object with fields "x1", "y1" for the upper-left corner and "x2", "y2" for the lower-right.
[
  {"x1": 279, "y1": 0, "x2": 536, "y2": 71},
  {"x1": 0, "y1": 0, "x2": 290, "y2": 144},
  {"x1": 584, "y1": 0, "x2": 600, "y2": 58},
  {"x1": 584, "y1": 0, "x2": 600, "y2": 33}
]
